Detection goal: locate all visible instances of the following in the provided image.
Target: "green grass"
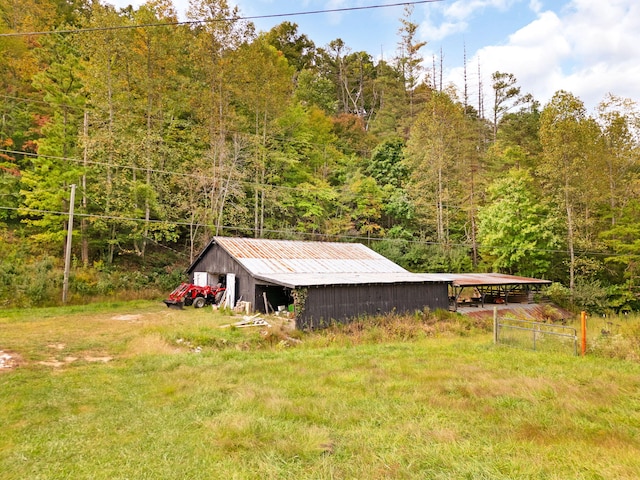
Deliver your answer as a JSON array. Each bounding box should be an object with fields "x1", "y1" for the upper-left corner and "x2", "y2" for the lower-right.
[{"x1": 1, "y1": 303, "x2": 640, "y2": 479}]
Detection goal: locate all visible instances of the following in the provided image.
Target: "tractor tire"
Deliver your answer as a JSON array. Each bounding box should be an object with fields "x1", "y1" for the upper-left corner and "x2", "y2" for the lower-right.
[{"x1": 192, "y1": 296, "x2": 206, "y2": 308}]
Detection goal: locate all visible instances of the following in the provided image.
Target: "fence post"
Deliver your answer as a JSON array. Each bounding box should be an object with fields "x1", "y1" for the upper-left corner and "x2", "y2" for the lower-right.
[
  {"x1": 493, "y1": 307, "x2": 498, "y2": 344},
  {"x1": 581, "y1": 311, "x2": 587, "y2": 356}
]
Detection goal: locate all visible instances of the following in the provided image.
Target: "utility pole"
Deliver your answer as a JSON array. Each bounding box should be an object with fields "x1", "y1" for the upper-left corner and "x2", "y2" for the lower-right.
[{"x1": 62, "y1": 184, "x2": 76, "y2": 304}]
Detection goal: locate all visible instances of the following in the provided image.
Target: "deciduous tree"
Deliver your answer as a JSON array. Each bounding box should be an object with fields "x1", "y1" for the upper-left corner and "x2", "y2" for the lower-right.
[
  {"x1": 478, "y1": 169, "x2": 559, "y2": 276},
  {"x1": 539, "y1": 90, "x2": 605, "y2": 293},
  {"x1": 405, "y1": 90, "x2": 465, "y2": 245}
]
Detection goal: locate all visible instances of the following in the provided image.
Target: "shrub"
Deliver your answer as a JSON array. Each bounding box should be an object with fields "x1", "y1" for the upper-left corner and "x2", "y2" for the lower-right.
[
  {"x1": 545, "y1": 282, "x2": 571, "y2": 308},
  {"x1": 573, "y1": 279, "x2": 608, "y2": 313}
]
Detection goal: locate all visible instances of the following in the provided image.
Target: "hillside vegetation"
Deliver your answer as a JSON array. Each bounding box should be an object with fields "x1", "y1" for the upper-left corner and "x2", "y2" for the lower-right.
[
  {"x1": 1, "y1": 1, "x2": 640, "y2": 312},
  {"x1": 1, "y1": 303, "x2": 640, "y2": 478}
]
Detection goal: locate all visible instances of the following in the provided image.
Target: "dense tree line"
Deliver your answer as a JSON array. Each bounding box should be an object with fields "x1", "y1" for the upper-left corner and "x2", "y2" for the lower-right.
[{"x1": 1, "y1": 0, "x2": 640, "y2": 311}]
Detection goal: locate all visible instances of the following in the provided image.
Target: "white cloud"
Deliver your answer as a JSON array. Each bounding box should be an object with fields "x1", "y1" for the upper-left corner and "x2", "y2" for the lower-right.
[
  {"x1": 421, "y1": 20, "x2": 468, "y2": 42},
  {"x1": 419, "y1": 0, "x2": 520, "y2": 40},
  {"x1": 528, "y1": 0, "x2": 542, "y2": 14},
  {"x1": 443, "y1": 0, "x2": 640, "y2": 112},
  {"x1": 562, "y1": 0, "x2": 640, "y2": 64},
  {"x1": 444, "y1": 0, "x2": 516, "y2": 21}
]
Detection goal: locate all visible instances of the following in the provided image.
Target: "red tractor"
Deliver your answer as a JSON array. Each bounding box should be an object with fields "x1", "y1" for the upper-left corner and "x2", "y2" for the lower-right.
[{"x1": 163, "y1": 282, "x2": 226, "y2": 309}]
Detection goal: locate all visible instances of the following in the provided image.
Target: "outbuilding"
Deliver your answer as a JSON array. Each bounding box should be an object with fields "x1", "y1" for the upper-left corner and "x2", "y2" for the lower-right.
[
  {"x1": 187, "y1": 236, "x2": 451, "y2": 329},
  {"x1": 422, "y1": 273, "x2": 552, "y2": 310}
]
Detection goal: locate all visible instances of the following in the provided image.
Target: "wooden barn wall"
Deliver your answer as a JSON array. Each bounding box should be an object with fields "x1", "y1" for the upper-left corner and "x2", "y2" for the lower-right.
[
  {"x1": 188, "y1": 244, "x2": 257, "y2": 307},
  {"x1": 296, "y1": 282, "x2": 449, "y2": 330}
]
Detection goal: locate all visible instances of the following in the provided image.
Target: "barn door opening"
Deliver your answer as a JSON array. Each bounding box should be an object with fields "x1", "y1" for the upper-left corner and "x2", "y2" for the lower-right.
[{"x1": 255, "y1": 285, "x2": 293, "y2": 314}]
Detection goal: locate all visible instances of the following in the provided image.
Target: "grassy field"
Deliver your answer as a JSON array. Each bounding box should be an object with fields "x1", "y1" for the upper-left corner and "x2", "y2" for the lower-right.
[{"x1": 1, "y1": 302, "x2": 640, "y2": 479}]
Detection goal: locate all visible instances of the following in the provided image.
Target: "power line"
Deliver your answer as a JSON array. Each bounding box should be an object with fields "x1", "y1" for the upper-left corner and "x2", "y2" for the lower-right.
[
  {"x1": 0, "y1": 95, "x2": 379, "y2": 157},
  {"x1": 1, "y1": 145, "x2": 635, "y2": 230},
  {"x1": 2, "y1": 205, "x2": 632, "y2": 259},
  {"x1": 0, "y1": 94, "x2": 84, "y2": 110},
  {"x1": 0, "y1": 148, "x2": 330, "y2": 194},
  {"x1": 0, "y1": 1, "x2": 444, "y2": 38}
]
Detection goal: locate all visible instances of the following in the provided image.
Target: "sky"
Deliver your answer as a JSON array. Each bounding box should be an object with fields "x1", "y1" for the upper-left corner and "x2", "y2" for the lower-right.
[{"x1": 104, "y1": 0, "x2": 640, "y2": 113}]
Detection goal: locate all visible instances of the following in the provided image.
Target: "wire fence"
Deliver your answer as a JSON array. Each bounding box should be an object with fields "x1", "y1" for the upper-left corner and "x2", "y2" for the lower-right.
[{"x1": 494, "y1": 316, "x2": 578, "y2": 356}]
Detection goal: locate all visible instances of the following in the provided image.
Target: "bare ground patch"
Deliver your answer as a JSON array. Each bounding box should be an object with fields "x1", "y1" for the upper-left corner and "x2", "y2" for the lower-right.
[
  {"x1": 0, "y1": 349, "x2": 22, "y2": 371},
  {"x1": 33, "y1": 343, "x2": 113, "y2": 368},
  {"x1": 37, "y1": 355, "x2": 113, "y2": 368},
  {"x1": 111, "y1": 314, "x2": 143, "y2": 321}
]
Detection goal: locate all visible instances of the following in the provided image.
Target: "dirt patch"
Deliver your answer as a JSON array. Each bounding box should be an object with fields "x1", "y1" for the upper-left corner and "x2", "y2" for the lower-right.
[
  {"x1": 38, "y1": 355, "x2": 113, "y2": 368},
  {"x1": 112, "y1": 314, "x2": 143, "y2": 321},
  {"x1": 37, "y1": 343, "x2": 113, "y2": 367},
  {"x1": 0, "y1": 349, "x2": 21, "y2": 371},
  {"x1": 84, "y1": 356, "x2": 113, "y2": 363},
  {"x1": 38, "y1": 359, "x2": 67, "y2": 368}
]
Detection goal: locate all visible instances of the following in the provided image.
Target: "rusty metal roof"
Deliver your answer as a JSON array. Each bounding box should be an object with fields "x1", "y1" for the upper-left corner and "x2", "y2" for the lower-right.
[
  {"x1": 214, "y1": 236, "x2": 408, "y2": 275},
  {"x1": 417, "y1": 273, "x2": 552, "y2": 287},
  {"x1": 188, "y1": 238, "x2": 549, "y2": 289},
  {"x1": 458, "y1": 303, "x2": 574, "y2": 322},
  {"x1": 191, "y1": 237, "x2": 451, "y2": 288}
]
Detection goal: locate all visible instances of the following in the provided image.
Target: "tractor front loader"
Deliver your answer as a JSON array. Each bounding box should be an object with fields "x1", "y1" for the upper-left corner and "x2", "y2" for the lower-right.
[{"x1": 163, "y1": 282, "x2": 226, "y2": 309}]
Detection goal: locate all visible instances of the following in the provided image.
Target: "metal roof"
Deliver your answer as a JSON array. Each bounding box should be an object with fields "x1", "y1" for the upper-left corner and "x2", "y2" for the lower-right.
[
  {"x1": 214, "y1": 236, "x2": 408, "y2": 275},
  {"x1": 253, "y1": 272, "x2": 450, "y2": 289},
  {"x1": 189, "y1": 238, "x2": 549, "y2": 289},
  {"x1": 204, "y1": 237, "x2": 450, "y2": 288},
  {"x1": 417, "y1": 273, "x2": 552, "y2": 287}
]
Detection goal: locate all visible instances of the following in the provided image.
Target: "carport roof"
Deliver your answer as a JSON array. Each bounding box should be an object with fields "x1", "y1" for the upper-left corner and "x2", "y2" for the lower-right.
[{"x1": 417, "y1": 273, "x2": 552, "y2": 287}]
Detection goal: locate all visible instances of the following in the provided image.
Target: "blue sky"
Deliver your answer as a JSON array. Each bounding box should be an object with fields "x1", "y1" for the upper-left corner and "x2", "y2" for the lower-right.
[{"x1": 105, "y1": 0, "x2": 640, "y2": 113}]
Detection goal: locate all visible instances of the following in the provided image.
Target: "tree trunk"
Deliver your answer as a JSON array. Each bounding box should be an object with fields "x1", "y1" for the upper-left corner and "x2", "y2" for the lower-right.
[
  {"x1": 565, "y1": 179, "x2": 575, "y2": 295},
  {"x1": 106, "y1": 54, "x2": 114, "y2": 264},
  {"x1": 81, "y1": 111, "x2": 89, "y2": 266},
  {"x1": 437, "y1": 164, "x2": 444, "y2": 244},
  {"x1": 608, "y1": 158, "x2": 616, "y2": 226},
  {"x1": 469, "y1": 167, "x2": 478, "y2": 267}
]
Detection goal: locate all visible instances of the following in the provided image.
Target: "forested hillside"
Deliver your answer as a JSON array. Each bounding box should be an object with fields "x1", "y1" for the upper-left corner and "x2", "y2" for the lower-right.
[{"x1": 1, "y1": 0, "x2": 639, "y2": 311}]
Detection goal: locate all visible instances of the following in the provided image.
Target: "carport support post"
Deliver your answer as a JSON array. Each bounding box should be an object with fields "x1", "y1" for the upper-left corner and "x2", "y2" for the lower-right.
[{"x1": 493, "y1": 307, "x2": 498, "y2": 344}]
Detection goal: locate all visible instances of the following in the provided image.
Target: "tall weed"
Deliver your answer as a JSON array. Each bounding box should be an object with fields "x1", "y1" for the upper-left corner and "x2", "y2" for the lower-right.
[{"x1": 589, "y1": 316, "x2": 640, "y2": 361}]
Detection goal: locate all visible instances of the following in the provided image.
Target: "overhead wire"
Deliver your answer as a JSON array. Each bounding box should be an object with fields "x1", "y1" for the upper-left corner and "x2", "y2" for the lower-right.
[
  {"x1": 0, "y1": 1, "x2": 445, "y2": 38},
  {"x1": 0, "y1": 96, "x2": 379, "y2": 158},
  {"x1": 0, "y1": 148, "x2": 334, "y2": 194},
  {"x1": 1, "y1": 145, "x2": 635, "y2": 231},
  {"x1": 1, "y1": 205, "x2": 631, "y2": 259},
  {"x1": 0, "y1": 94, "x2": 85, "y2": 110}
]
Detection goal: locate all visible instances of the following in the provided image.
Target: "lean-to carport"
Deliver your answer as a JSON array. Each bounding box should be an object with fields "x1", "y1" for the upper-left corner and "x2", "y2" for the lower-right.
[{"x1": 419, "y1": 273, "x2": 552, "y2": 311}]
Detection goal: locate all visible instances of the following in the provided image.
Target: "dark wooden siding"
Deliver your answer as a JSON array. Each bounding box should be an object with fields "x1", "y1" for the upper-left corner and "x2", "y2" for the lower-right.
[
  {"x1": 188, "y1": 244, "x2": 258, "y2": 307},
  {"x1": 296, "y1": 282, "x2": 449, "y2": 330}
]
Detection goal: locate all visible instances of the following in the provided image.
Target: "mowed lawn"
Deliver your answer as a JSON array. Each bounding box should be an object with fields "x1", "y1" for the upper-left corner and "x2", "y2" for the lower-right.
[{"x1": 1, "y1": 302, "x2": 640, "y2": 479}]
